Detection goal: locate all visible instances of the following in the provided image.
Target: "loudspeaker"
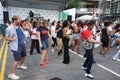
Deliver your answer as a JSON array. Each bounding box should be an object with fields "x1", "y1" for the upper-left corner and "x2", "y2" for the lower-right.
[
  {"x1": 3, "y1": 11, "x2": 9, "y2": 23},
  {"x1": 29, "y1": 10, "x2": 34, "y2": 17},
  {"x1": 1, "y1": 1, "x2": 6, "y2": 7},
  {"x1": 67, "y1": 15, "x2": 72, "y2": 22}
]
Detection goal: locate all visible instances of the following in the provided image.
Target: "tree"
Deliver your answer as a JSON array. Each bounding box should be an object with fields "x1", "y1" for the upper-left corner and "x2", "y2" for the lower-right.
[{"x1": 66, "y1": 0, "x2": 81, "y2": 9}]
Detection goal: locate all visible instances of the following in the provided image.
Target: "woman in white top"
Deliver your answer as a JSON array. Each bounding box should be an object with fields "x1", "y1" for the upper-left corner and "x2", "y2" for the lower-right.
[
  {"x1": 107, "y1": 22, "x2": 114, "y2": 50},
  {"x1": 51, "y1": 21, "x2": 57, "y2": 52},
  {"x1": 30, "y1": 21, "x2": 41, "y2": 55}
]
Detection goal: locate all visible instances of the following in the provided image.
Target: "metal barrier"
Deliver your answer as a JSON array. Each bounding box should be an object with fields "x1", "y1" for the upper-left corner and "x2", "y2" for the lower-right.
[{"x1": 0, "y1": 39, "x2": 8, "y2": 80}]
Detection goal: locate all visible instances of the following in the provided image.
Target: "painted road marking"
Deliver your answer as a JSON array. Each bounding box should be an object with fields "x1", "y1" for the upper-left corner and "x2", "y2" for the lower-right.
[
  {"x1": 97, "y1": 64, "x2": 120, "y2": 77},
  {"x1": 69, "y1": 49, "x2": 120, "y2": 78},
  {"x1": 0, "y1": 39, "x2": 6, "y2": 60},
  {"x1": 0, "y1": 35, "x2": 2, "y2": 40},
  {"x1": 0, "y1": 42, "x2": 8, "y2": 80}
]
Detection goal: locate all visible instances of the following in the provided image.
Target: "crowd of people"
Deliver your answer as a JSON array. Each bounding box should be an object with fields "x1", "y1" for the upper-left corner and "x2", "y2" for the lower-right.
[{"x1": 5, "y1": 15, "x2": 120, "y2": 80}]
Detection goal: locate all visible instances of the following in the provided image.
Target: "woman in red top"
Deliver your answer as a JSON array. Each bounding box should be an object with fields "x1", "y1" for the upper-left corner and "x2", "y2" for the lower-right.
[{"x1": 82, "y1": 20, "x2": 102, "y2": 79}]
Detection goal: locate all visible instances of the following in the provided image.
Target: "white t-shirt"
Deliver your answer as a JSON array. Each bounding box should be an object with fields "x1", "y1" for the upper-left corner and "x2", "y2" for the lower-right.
[
  {"x1": 94, "y1": 32, "x2": 101, "y2": 48},
  {"x1": 92, "y1": 26, "x2": 96, "y2": 36},
  {"x1": 51, "y1": 25, "x2": 57, "y2": 38},
  {"x1": 31, "y1": 28, "x2": 38, "y2": 39},
  {"x1": 23, "y1": 31, "x2": 30, "y2": 39}
]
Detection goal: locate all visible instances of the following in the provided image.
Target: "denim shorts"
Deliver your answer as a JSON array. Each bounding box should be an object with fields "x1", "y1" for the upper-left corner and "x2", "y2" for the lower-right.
[
  {"x1": 72, "y1": 33, "x2": 81, "y2": 39},
  {"x1": 41, "y1": 39, "x2": 49, "y2": 50},
  {"x1": 12, "y1": 44, "x2": 27, "y2": 61}
]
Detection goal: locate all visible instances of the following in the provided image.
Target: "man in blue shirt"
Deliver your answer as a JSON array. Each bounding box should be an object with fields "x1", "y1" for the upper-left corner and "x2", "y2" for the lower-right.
[{"x1": 6, "y1": 15, "x2": 27, "y2": 80}]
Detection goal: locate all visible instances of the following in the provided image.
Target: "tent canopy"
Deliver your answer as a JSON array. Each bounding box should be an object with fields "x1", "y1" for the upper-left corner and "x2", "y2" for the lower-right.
[
  {"x1": 4, "y1": 0, "x2": 70, "y2": 11},
  {"x1": 76, "y1": 15, "x2": 99, "y2": 21}
]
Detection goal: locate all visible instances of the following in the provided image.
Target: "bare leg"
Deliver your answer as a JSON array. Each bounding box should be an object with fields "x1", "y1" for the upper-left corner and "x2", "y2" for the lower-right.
[
  {"x1": 108, "y1": 38, "x2": 112, "y2": 50},
  {"x1": 9, "y1": 61, "x2": 19, "y2": 74},
  {"x1": 76, "y1": 39, "x2": 80, "y2": 54},
  {"x1": 103, "y1": 47, "x2": 108, "y2": 57},
  {"x1": 19, "y1": 57, "x2": 26, "y2": 66},
  {"x1": 40, "y1": 50, "x2": 47, "y2": 63},
  {"x1": 69, "y1": 39, "x2": 75, "y2": 51},
  {"x1": 45, "y1": 48, "x2": 48, "y2": 60},
  {"x1": 99, "y1": 46, "x2": 103, "y2": 54}
]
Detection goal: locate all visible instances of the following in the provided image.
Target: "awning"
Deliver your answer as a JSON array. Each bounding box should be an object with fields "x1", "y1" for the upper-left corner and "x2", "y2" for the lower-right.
[{"x1": 4, "y1": 0, "x2": 70, "y2": 11}]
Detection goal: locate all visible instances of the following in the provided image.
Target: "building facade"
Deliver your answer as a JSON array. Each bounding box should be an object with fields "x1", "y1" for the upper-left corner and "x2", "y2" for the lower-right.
[
  {"x1": 99, "y1": 0, "x2": 111, "y2": 21},
  {"x1": 76, "y1": 0, "x2": 101, "y2": 17},
  {"x1": 76, "y1": 0, "x2": 112, "y2": 20},
  {"x1": 101, "y1": 0, "x2": 111, "y2": 15},
  {"x1": 111, "y1": 0, "x2": 120, "y2": 21}
]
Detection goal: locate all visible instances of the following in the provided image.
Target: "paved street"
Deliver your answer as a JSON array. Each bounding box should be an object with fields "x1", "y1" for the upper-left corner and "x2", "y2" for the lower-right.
[
  {"x1": 0, "y1": 37, "x2": 120, "y2": 80},
  {"x1": 0, "y1": 0, "x2": 120, "y2": 80}
]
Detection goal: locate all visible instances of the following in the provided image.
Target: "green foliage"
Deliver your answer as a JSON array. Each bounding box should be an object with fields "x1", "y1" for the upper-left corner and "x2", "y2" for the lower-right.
[
  {"x1": 74, "y1": 0, "x2": 80, "y2": 7},
  {"x1": 66, "y1": 0, "x2": 81, "y2": 9}
]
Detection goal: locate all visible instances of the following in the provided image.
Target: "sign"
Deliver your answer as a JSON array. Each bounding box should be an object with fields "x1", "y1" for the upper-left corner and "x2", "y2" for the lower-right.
[
  {"x1": 62, "y1": 12, "x2": 69, "y2": 21},
  {"x1": 35, "y1": 14, "x2": 41, "y2": 17},
  {"x1": 62, "y1": 8, "x2": 76, "y2": 21}
]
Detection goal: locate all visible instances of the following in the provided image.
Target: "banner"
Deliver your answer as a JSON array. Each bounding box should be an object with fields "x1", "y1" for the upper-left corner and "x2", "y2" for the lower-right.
[
  {"x1": 62, "y1": 8, "x2": 76, "y2": 21},
  {"x1": 62, "y1": 11, "x2": 69, "y2": 21}
]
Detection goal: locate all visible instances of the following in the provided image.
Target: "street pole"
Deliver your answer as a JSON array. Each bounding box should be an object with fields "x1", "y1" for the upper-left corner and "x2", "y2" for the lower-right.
[{"x1": 98, "y1": 0, "x2": 103, "y2": 20}]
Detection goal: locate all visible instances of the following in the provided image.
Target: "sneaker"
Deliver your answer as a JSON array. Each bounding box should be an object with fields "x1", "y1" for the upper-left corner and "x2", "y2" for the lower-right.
[
  {"x1": 45, "y1": 59, "x2": 49, "y2": 64},
  {"x1": 18, "y1": 65, "x2": 28, "y2": 70},
  {"x1": 84, "y1": 73, "x2": 94, "y2": 79},
  {"x1": 113, "y1": 58, "x2": 117, "y2": 61},
  {"x1": 8, "y1": 73, "x2": 19, "y2": 80},
  {"x1": 116, "y1": 59, "x2": 120, "y2": 61},
  {"x1": 116, "y1": 46, "x2": 120, "y2": 50},
  {"x1": 51, "y1": 49, "x2": 55, "y2": 52},
  {"x1": 40, "y1": 63, "x2": 46, "y2": 68},
  {"x1": 82, "y1": 66, "x2": 87, "y2": 70}
]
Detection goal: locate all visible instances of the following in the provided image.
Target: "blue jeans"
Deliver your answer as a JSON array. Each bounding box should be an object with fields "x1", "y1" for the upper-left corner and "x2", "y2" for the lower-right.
[
  {"x1": 41, "y1": 40, "x2": 49, "y2": 50},
  {"x1": 83, "y1": 49, "x2": 93, "y2": 74}
]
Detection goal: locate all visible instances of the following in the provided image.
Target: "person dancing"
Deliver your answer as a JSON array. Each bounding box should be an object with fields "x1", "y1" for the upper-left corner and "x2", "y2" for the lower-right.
[{"x1": 37, "y1": 19, "x2": 53, "y2": 68}]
